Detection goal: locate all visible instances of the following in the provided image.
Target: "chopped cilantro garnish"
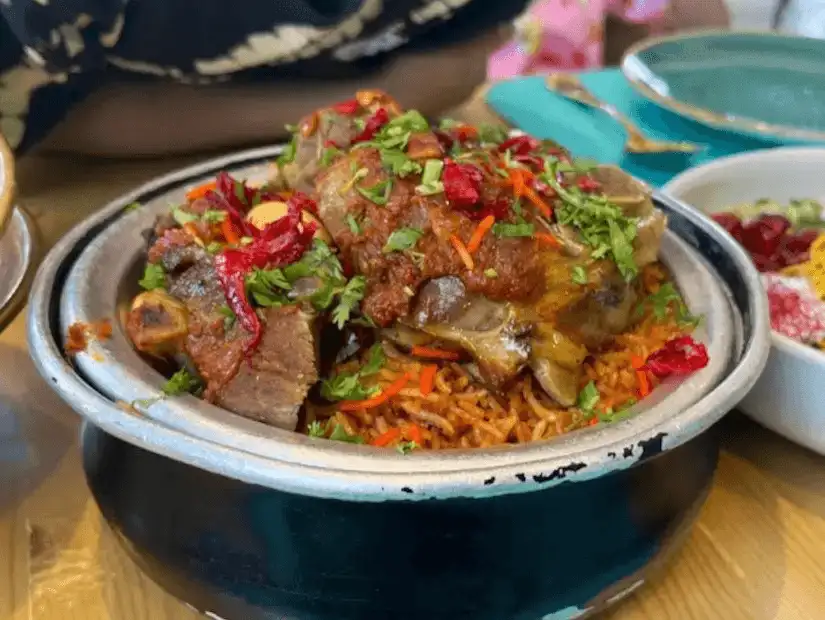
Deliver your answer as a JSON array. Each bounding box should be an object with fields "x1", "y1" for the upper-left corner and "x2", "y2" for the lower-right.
[
  {"x1": 201, "y1": 210, "x2": 228, "y2": 223},
  {"x1": 329, "y1": 424, "x2": 366, "y2": 444},
  {"x1": 484, "y1": 268, "x2": 498, "y2": 278},
  {"x1": 171, "y1": 207, "x2": 199, "y2": 226},
  {"x1": 206, "y1": 242, "x2": 223, "y2": 254},
  {"x1": 415, "y1": 181, "x2": 444, "y2": 196},
  {"x1": 571, "y1": 265, "x2": 588, "y2": 285},
  {"x1": 544, "y1": 160, "x2": 639, "y2": 280},
  {"x1": 492, "y1": 220, "x2": 535, "y2": 238},
  {"x1": 307, "y1": 420, "x2": 327, "y2": 438},
  {"x1": 381, "y1": 150, "x2": 422, "y2": 177},
  {"x1": 321, "y1": 344, "x2": 385, "y2": 402},
  {"x1": 138, "y1": 263, "x2": 166, "y2": 291},
  {"x1": 357, "y1": 178, "x2": 393, "y2": 205},
  {"x1": 346, "y1": 213, "x2": 362, "y2": 235},
  {"x1": 383, "y1": 227, "x2": 423, "y2": 253},
  {"x1": 397, "y1": 441, "x2": 419, "y2": 455},
  {"x1": 124, "y1": 202, "x2": 142, "y2": 212},
  {"x1": 635, "y1": 282, "x2": 699, "y2": 327},
  {"x1": 217, "y1": 305, "x2": 236, "y2": 330},
  {"x1": 321, "y1": 145, "x2": 341, "y2": 167},
  {"x1": 438, "y1": 118, "x2": 460, "y2": 130},
  {"x1": 421, "y1": 159, "x2": 444, "y2": 185},
  {"x1": 245, "y1": 267, "x2": 291, "y2": 307},
  {"x1": 277, "y1": 131, "x2": 298, "y2": 166},
  {"x1": 162, "y1": 368, "x2": 203, "y2": 397},
  {"x1": 331, "y1": 276, "x2": 366, "y2": 329},
  {"x1": 577, "y1": 381, "x2": 600, "y2": 413}
]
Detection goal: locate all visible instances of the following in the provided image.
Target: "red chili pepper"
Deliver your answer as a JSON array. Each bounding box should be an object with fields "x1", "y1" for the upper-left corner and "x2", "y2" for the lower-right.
[
  {"x1": 214, "y1": 202, "x2": 317, "y2": 355},
  {"x1": 514, "y1": 154, "x2": 545, "y2": 170},
  {"x1": 443, "y1": 160, "x2": 483, "y2": 209},
  {"x1": 323, "y1": 139, "x2": 340, "y2": 149},
  {"x1": 498, "y1": 135, "x2": 540, "y2": 156},
  {"x1": 643, "y1": 336, "x2": 709, "y2": 379},
  {"x1": 331, "y1": 98, "x2": 360, "y2": 116},
  {"x1": 353, "y1": 107, "x2": 389, "y2": 143},
  {"x1": 287, "y1": 191, "x2": 319, "y2": 216},
  {"x1": 434, "y1": 130, "x2": 455, "y2": 152}
]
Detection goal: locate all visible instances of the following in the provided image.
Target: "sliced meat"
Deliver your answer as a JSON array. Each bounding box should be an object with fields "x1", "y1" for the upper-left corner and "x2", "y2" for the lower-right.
[
  {"x1": 589, "y1": 165, "x2": 654, "y2": 218},
  {"x1": 126, "y1": 290, "x2": 189, "y2": 357},
  {"x1": 634, "y1": 210, "x2": 667, "y2": 268},
  {"x1": 529, "y1": 323, "x2": 588, "y2": 407},
  {"x1": 217, "y1": 306, "x2": 319, "y2": 430}
]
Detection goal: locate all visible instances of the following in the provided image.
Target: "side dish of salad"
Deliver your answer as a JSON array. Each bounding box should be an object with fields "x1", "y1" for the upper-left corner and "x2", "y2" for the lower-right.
[{"x1": 713, "y1": 199, "x2": 825, "y2": 349}]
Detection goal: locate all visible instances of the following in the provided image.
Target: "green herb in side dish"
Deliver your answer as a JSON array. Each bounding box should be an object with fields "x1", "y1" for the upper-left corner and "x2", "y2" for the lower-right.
[
  {"x1": 321, "y1": 145, "x2": 341, "y2": 167},
  {"x1": 206, "y1": 242, "x2": 223, "y2": 254},
  {"x1": 571, "y1": 265, "x2": 588, "y2": 285},
  {"x1": 357, "y1": 179, "x2": 393, "y2": 205},
  {"x1": 139, "y1": 263, "x2": 166, "y2": 291},
  {"x1": 329, "y1": 424, "x2": 366, "y2": 444},
  {"x1": 478, "y1": 123, "x2": 509, "y2": 145},
  {"x1": 162, "y1": 368, "x2": 203, "y2": 397},
  {"x1": 124, "y1": 202, "x2": 142, "y2": 212},
  {"x1": 321, "y1": 344, "x2": 385, "y2": 402},
  {"x1": 397, "y1": 441, "x2": 419, "y2": 455},
  {"x1": 383, "y1": 227, "x2": 424, "y2": 253}
]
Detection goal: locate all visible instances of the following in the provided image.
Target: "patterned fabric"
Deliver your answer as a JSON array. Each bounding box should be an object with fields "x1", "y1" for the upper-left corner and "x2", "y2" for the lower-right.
[
  {"x1": 0, "y1": 0, "x2": 529, "y2": 153},
  {"x1": 488, "y1": 0, "x2": 669, "y2": 79}
]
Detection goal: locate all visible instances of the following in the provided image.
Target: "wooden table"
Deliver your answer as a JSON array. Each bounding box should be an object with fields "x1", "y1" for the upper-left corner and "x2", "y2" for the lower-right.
[{"x1": 3, "y1": 107, "x2": 825, "y2": 620}]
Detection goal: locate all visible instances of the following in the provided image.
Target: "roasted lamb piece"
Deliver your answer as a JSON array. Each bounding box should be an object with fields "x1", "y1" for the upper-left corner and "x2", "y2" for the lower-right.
[{"x1": 127, "y1": 227, "x2": 319, "y2": 431}]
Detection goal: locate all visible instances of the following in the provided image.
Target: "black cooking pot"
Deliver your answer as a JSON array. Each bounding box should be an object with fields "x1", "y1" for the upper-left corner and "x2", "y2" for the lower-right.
[{"x1": 27, "y1": 146, "x2": 769, "y2": 620}]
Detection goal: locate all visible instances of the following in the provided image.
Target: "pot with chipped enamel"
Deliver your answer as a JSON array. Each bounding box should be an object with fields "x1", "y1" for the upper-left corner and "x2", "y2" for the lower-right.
[{"x1": 27, "y1": 145, "x2": 769, "y2": 620}]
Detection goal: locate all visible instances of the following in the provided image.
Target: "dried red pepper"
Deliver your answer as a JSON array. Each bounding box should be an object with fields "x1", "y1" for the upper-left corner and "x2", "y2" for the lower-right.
[
  {"x1": 353, "y1": 107, "x2": 389, "y2": 143},
  {"x1": 287, "y1": 191, "x2": 319, "y2": 216},
  {"x1": 443, "y1": 160, "x2": 483, "y2": 209},
  {"x1": 643, "y1": 336, "x2": 709, "y2": 379},
  {"x1": 577, "y1": 176, "x2": 601, "y2": 193},
  {"x1": 498, "y1": 135, "x2": 540, "y2": 156},
  {"x1": 330, "y1": 98, "x2": 360, "y2": 116},
  {"x1": 214, "y1": 201, "x2": 317, "y2": 354}
]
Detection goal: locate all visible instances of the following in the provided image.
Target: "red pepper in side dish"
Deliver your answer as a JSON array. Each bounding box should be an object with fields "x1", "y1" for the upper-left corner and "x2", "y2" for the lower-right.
[
  {"x1": 643, "y1": 336, "x2": 709, "y2": 379},
  {"x1": 498, "y1": 135, "x2": 540, "y2": 156},
  {"x1": 353, "y1": 107, "x2": 390, "y2": 143},
  {"x1": 214, "y1": 201, "x2": 317, "y2": 354},
  {"x1": 443, "y1": 160, "x2": 483, "y2": 209}
]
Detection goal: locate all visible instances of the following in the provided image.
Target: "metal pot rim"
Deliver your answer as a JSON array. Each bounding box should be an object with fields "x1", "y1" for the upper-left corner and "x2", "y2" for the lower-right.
[{"x1": 27, "y1": 145, "x2": 771, "y2": 501}]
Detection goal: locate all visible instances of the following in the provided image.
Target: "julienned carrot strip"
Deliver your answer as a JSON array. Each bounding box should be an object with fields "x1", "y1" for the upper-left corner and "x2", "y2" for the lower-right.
[
  {"x1": 630, "y1": 354, "x2": 646, "y2": 370},
  {"x1": 523, "y1": 185, "x2": 552, "y2": 218},
  {"x1": 183, "y1": 222, "x2": 201, "y2": 241},
  {"x1": 535, "y1": 233, "x2": 560, "y2": 248},
  {"x1": 636, "y1": 370, "x2": 651, "y2": 398},
  {"x1": 339, "y1": 373, "x2": 411, "y2": 411},
  {"x1": 186, "y1": 181, "x2": 217, "y2": 202},
  {"x1": 466, "y1": 215, "x2": 496, "y2": 254},
  {"x1": 411, "y1": 346, "x2": 461, "y2": 361},
  {"x1": 419, "y1": 364, "x2": 438, "y2": 396},
  {"x1": 371, "y1": 428, "x2": 402, "y2": 447},
  {"x1": 450, "y1": 234, "x2": 475, "y2": 271},
  {"x1": 221, "y1": 218, "x2": 241, "y2": 245},
  {"x1": 406, "y1": 424, "x2": 424, "y2": 445}
]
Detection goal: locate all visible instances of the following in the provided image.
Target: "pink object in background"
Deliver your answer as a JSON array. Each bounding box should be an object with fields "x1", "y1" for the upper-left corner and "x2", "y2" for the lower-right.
[{"x1": 488, "y1": 0, "x2": 669, "y2": 79}]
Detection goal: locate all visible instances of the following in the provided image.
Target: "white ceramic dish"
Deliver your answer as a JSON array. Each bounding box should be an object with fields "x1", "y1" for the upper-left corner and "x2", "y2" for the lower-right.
[{"x1": 664, "y1": 147, "x2": 825, "y2": 454}]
